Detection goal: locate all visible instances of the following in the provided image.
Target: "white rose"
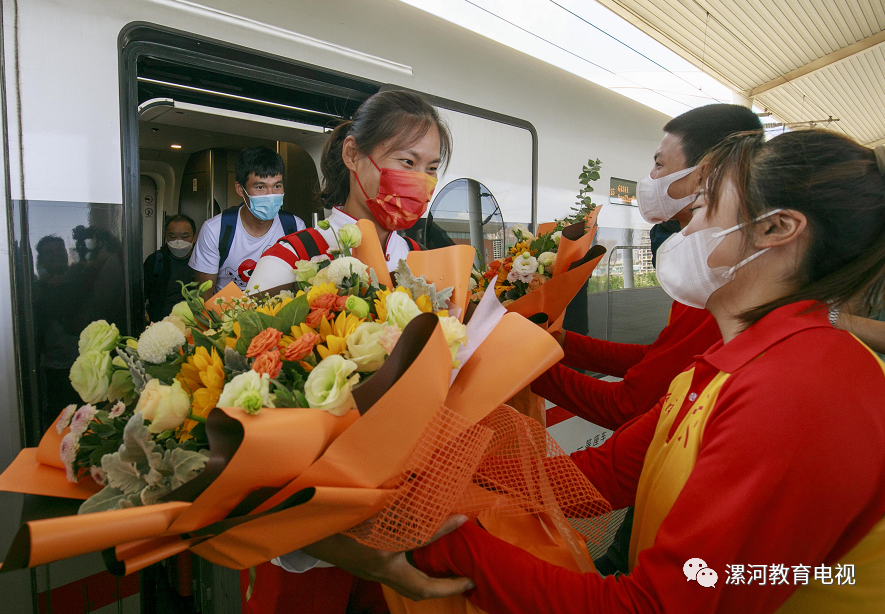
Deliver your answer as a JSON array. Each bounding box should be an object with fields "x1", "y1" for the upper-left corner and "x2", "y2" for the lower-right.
[
  {"x1": 294, "y1": 260, "x2": 319, "y2": 283},
  {"x1": 384, "y1": 292, "x2": 423, "y2": 329},
  {"x1": 538, "y1": 251, "x2": 556, "y2": 269},
  {"x1": 69, "y1": 351, "x2": 113, "y2": 404},
  {"x1": 468, "y1": 277, "x2": 478, "y2": 292},
  {"x1": 511, "y1": 224, "x2": 534, "y2": 242},
  {"x1": 552, "y1": 231, "x2": 562, "y2": 246},
  {"x1": 512, "y1": 252, "x2": 539, "y2": 277},
  {"x1": 135, "y1": 379, "x2": 191, "y2": 434},
  {"x1": 304, "y1": 355, "x2": 360, "y2": 416},
  {"x1": 337, "y1": 224, "x2": 362, "y2": 249},
  {"x1": 218, "y1": 371, "x2": 274, "y2": 415},
  {"x1": 346, "y1": 322, "x2": 387, "y2": 372},
  {"x1": 78, "y1": 320, "x2": 119, "y2": 354}
]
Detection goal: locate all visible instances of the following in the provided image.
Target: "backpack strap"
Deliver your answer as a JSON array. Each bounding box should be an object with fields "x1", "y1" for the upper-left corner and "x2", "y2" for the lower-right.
[
  {"x1": 218, "y1": 204, "x2": 242, "y2": 268},
  {"x1": 259, "y1": 228, "x2": 331, "y2": 268},
  {"x1": 404, "y1": 237, "x2": 423, "y2": 252},
  {"x1": 278, "y1": 210, "x2": 303, "y2": 235}
]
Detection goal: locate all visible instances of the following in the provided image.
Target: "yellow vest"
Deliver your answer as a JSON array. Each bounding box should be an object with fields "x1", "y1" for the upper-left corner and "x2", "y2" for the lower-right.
[{"x1": 629, "y1": 347, "x2": 885, "y2": 613}]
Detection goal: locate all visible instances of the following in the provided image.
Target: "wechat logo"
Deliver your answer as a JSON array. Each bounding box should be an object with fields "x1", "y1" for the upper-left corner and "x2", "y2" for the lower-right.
[{"x1": 684, "y1": 558, "x2": 718, "y2": 588}]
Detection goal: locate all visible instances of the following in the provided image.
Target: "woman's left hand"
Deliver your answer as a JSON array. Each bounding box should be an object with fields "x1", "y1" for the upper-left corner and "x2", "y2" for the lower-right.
[{"x1": 301, "y1": 515, "x2": 474, "y2": 601}]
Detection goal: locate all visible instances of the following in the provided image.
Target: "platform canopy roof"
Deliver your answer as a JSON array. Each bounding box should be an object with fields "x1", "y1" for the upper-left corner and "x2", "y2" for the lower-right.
[{"x1": 594, "y1": 0, "x2": 885, "y2": 145}]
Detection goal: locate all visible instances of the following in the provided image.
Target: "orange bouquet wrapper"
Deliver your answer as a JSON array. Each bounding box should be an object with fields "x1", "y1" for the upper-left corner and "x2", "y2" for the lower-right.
[
  {"x1": 504, "y1": 213, "x2": 605, "y2": 333},
  {"x1": 352, "y1": 218, "x2": 475, "y2": 321},
  {"x1": 0, "y1": 249, "x2": 611, "y2": 614}
]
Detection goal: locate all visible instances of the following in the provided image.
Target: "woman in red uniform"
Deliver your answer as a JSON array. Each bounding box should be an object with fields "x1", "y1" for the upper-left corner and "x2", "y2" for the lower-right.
[{"x1": 310, "y1": 130, "x2": 885, "y2": 613}]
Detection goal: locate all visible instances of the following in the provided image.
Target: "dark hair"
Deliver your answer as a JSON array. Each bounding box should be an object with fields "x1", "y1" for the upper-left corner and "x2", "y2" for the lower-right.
[
  {"x1": 319, "y1": 90, "x2": 452, "y2": 208},
  {"x1": 664, "y1": 104, "x2": 763, "y2": 166},
  {"x1": 701, "y1": 129, "x2": 885, "y2": 325},
  {"x1": 36, "y1": 234, "x2": 65, "y2": 253},
  {"x1": 235, "y1": 146, "x2": 285, "y2": 187},
  {"x1": 165, "y1": 213, "x2": 196, "y2": 234}
]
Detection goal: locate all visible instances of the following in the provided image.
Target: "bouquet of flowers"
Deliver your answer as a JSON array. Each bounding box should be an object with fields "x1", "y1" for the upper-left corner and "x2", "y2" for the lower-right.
[
  {"x1": 55, "y1": 223, "x2": 469, "y2": 514},
  {"x1": 0, "y1": 222, "x2": 611, "y2": 614}
]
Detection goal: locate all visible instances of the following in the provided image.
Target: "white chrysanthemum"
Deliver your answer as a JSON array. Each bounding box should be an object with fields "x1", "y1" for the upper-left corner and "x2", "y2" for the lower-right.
[
  {"x1": 325, "y1": 257, "x2": 369, "y2": 286},
  {"x1": 137, "y1": 321, "x2": 186, "y2": 364}
]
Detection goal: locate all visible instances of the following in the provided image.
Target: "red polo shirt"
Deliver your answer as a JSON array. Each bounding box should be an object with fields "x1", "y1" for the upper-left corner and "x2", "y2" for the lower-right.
[
  {"x1": 531, "y1": 301, "x2": 721, "y2": 430},
  {"x1": 414, "y1": 301, "x2": 885, "y2": 613}
]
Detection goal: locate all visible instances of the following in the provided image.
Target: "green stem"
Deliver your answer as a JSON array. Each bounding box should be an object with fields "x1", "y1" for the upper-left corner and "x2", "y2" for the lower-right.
[{"x1": 186, "y1": 413, "x2": 207, "y2": 423}]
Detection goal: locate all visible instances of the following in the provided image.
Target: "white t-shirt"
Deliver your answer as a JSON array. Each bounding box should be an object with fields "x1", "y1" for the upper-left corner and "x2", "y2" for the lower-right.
[
  {"x1": 189, "y1": 208, "x2": 305, "y2": 292},
  {"x1": 245, "y1": 207, "x2": 417, "y2": 293}
]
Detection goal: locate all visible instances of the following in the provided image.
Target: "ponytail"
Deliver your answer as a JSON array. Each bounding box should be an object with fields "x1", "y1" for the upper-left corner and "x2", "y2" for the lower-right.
[{"x1": 319, "y1": 120, "x2": 353, "y2": 209}]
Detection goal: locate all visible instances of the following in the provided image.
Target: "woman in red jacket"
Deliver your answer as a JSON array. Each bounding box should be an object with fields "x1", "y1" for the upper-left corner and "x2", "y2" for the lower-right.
[{"x1": 311, "y1": 130, "x2": 885, "y2": 613}]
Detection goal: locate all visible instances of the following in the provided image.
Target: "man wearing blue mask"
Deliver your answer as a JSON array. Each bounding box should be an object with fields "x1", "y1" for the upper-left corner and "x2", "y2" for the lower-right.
[{"x1": 190, "y1": 146, "x2": 305, "y2": 295}]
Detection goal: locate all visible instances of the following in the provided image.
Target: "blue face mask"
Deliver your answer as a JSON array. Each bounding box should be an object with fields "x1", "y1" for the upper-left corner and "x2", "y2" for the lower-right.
[{"x1": 246, "y1": 193, "x2": 284, "y2": 221}]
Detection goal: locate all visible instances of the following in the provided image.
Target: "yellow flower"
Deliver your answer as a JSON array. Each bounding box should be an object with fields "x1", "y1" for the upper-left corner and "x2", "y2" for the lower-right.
[
  {"x1": 316, "y1": 311, "x2": 364, "y2": 359},
  {"x1": 256, "y1": 296, "x2": 293, "y2": 317},
  {"x1": 414, "y1": 294, "x2": 433, "y2": 313},
  {"x1": 307, "y1": 283, "x2": 339, "y2": 305},
  {"x1": 509, "y1": 240, "x2": 535, "y2": 256},
  {"x1": 176, "y1": 346, "x2": 225, "y2": 439},
  {"x1": 373, "y1": 287, "x2": 413, "y2": 323}
]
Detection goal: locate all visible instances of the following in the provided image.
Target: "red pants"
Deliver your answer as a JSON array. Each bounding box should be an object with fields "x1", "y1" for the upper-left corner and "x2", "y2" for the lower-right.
[{"x1": 241, "y1": 562, "x2": 389, "y2": 614}]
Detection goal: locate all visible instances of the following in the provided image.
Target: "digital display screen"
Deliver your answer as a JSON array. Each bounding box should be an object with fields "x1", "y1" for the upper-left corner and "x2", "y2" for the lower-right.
[{"x1": 610, "y1": 178, "x2": 637, "y2": 206}]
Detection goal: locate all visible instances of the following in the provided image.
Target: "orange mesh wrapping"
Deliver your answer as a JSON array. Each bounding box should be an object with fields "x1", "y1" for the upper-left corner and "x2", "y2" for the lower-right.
[{"x1": 344, "y1": 404, "x2": 610, "y2": 551}]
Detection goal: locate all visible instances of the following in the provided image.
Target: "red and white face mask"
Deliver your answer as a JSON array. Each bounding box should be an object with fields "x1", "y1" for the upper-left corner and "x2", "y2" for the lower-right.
[{"x1": 353, "y1": 156, "x2": 438, "y2": 231}]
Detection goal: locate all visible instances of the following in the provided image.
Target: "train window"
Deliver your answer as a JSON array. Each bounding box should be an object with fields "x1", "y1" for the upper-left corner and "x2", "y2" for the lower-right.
[
  {"x1": 433, "y1": 108, "x2": 534, "y2": 230},
  {"x1": 424, "y1": 178, "x2": 506, "y2": 263}
]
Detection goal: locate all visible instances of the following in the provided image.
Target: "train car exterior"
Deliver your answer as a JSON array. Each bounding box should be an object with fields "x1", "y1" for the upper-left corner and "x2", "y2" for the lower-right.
[{"x1": 0, "y1": 1, "x2": 669, "y2": 611}]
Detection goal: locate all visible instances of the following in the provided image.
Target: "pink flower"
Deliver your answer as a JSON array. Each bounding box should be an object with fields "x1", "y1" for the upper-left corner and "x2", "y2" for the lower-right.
[
  {"x1": 90, "y1": 465, "x2": 107, "y2": 486},
  {"x1": 377, "y1": 326, "x2": 402, "y2": 356},
  {"x1": 69, "y1": 404, "x2": 97, "y2": 436},
  {"x1": 56, "y1": 404, "x2": 77, "y2": 434},
  {"x1": 108, "y1": 401, "x2": 126, "y2": 418},
  {"x1": 59, "y1": 432, "x2": 80, "y2": 483}
]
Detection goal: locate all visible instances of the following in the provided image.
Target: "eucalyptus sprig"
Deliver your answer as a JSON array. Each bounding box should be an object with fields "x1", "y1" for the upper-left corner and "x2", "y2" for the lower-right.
[{"x1": 558, "y1": 157, "x2": 602, "y2": 229}]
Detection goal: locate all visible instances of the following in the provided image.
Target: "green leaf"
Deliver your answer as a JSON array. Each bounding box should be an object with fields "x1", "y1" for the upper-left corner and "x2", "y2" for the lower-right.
[
  {"x1": 256, "y1": 311, "x2": 285, "y2": 332},
  {"x1": 79, "y1": 486, "x2": 142, "y2": 514},
  {"x1": 166, "y1": 448, "x2": 210, "y2": 490},
  {"x1": 191, "y1": 328, "x2": 225, "y2": 354},
  {"x1": 144, "y1": 355, "x2": 186, "y2": 383},
  {"x1": 277, "y1": 294, "x2": 310, "y2": 330}
]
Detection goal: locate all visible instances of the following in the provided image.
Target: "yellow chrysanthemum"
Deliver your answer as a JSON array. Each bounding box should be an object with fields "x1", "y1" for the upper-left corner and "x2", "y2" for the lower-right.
[
  {"x1": 316, "y1": 311, "x2": 364, "y2": 359},
  {"x1": 176, "y1": 346, "x2": 225, "y2": 439},
  {"x1": 509, "y1": 240, "x2": 535, "y2": 256},
  {"x1": 256, "y1": 296, "x2": 293, "y2": 317},
  {"x1": 307, "y1": 283, "x2": 339, "y2": 305},
  {"x1": 373, "y1": 287, "x2": 413, "y2": 322}
]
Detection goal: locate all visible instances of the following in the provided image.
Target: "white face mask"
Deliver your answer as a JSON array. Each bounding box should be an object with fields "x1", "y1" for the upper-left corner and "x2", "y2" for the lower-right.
[
  {"x1": 636, "y1": 166, "x2": 697, "y2": 224},
  {"x1": 656, "y1": 209, "x2": 782, "y2": 309},
  {"x1": 167, "y1": 239, "x2": 194, "y2": 259}
]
